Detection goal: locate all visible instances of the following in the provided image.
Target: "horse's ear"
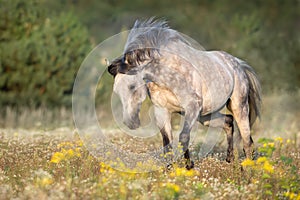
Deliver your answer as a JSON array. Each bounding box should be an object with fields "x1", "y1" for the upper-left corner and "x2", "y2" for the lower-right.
[
  {"x1": 124, "y1": 52, "x2": 134, "y2": 65},
  {"x1": 118, "y1": 53, "x2": 137, "y2": 74}
]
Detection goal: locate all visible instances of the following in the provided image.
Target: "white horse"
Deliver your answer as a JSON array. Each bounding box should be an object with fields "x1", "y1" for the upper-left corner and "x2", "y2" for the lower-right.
[{"x1": 108, "y1": 19, "x2": 261, "y2": 169}]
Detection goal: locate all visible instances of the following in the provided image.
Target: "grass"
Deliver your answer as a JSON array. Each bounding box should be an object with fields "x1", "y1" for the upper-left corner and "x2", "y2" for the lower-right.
[
  {"x1": 0, "y1": 129, "x2": 299, "y2": 199},
  {"x1": 0, "y1": 91, "x2": 299, "y2": 199}
]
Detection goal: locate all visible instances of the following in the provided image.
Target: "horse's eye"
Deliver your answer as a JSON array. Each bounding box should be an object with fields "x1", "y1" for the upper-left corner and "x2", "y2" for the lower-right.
[{"x1": 129, "y1": 85, "x2": 135, "y2": 91}]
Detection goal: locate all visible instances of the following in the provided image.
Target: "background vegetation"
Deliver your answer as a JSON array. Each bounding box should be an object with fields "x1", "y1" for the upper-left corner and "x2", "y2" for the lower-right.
[
  {"x1": 0, "y1": 0, "x2": 299, "y2": 110},
  {"x1": 0, "y1": 0, "x2": 91, "y2": 108}
]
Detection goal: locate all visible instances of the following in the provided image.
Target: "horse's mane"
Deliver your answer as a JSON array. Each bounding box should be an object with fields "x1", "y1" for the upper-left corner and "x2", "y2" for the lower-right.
[
  {"x1": 108, "y1": 18, "x2": 204, "y2": 76},
  {"x1": 124, "y1": 17, "x2": 171, "y2": 52},
  {"x1": 124, "y1": 18, "x2": 201, "y2": 66},
  {"x1": 124, "y1": 17, "x2": 189, "y2": 53}
]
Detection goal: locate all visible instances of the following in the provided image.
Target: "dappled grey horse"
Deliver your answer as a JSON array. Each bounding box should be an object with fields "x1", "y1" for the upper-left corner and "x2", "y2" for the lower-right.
[{"x1": 108, "y1": 19, "x2": 261, "y2": 169}]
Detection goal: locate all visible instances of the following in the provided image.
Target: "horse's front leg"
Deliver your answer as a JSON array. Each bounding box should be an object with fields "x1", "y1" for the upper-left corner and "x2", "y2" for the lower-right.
[
  {"x1": 179, "y1": 102, "x2": 202, "y2": 170},
  {"x1": 154, "y1": 106, "x2": 173, "y2": 164}
]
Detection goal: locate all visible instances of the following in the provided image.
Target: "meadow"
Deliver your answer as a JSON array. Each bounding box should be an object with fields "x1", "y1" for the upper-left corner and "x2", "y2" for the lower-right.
[{"x1": 0, "y1": 92, "x2": 299, "y2": 200}]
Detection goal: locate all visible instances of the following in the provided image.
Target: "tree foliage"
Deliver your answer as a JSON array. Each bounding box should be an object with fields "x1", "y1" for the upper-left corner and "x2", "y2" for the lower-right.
[{"x1": 0, "y1": 0, "x2": 91, "y2": 107}]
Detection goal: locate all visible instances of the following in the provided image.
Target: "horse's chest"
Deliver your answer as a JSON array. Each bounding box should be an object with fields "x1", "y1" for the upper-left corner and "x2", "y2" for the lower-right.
[{"x1": 147, "y1": 82, "x2": 182, "y2": 112}]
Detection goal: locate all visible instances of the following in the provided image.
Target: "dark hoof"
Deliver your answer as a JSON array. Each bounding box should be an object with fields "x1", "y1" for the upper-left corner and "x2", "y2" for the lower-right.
[
  {"x1": 186, "y1": 160, "x2": 194, "y2": 170},
  {"x1": 252, "y1": 151, "x2": 259, "y2": 160},
  {"x1": 226, "y1": 156, "x2": 234, "y2": 163},
  {"x1": 166, "y1": 163, "x2": 173, "y2": 171}
]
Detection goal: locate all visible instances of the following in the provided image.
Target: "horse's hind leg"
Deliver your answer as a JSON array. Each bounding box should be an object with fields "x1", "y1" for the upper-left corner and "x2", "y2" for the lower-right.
[
  {"x1": 199, "y1": 113, "x2": 234, "y2": 162},
  {"x1": 228, "y1": 97, "x2": 254, "y2": 159},
  {"x1": 223, "y1": 115, "x2": 234, "y2": 162}
]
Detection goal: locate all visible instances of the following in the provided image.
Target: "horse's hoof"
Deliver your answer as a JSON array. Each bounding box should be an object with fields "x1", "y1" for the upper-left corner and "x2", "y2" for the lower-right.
[
  {"x1": 166, "y1": 163, "x2": 173, "y2": 171},
  {"x1": 226, "y1": 156, "x2": 234, "y2": 163},
  {"x1": 186, "y1": 160, "x2": 194, "y2": 170}
]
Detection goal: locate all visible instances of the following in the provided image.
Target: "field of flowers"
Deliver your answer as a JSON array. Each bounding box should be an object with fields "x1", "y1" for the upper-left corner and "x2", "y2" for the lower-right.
[
  {"x1": 0, "y1": 127, "x2": 299, "y2": 200},
  {"x1": 0, "y1": 92, "x2": 299, "y2": 199}
]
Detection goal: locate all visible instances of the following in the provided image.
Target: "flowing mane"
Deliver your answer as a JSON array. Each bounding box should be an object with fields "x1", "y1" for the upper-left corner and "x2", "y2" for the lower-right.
[
  {"x1": 124, "y1": 18, "x2": 170, "y2": 52},
  {"x1": 123, "y1": 18, "x2": 201, "y2": 66},
  {"x1": 108, "y1": 18, "x2": 204, "y2": 76}
]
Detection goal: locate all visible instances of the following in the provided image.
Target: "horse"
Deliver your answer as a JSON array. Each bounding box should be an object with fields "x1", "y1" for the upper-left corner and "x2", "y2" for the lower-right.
[{"x1": 108, "y1": 18, "x2": 261, "y2": 169}]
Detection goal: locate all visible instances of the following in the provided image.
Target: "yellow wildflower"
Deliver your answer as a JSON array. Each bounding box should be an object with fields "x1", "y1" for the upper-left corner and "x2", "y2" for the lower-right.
[
  {"x1": 101, "y1": 177, "x2": 108, "y2": 184},
  {"x1": 76, "y1": 140, "x2": 83, "y2": 147},
  {"x1": 175, "y1": 167, "x2": 185, "y2": 176},
  {"x1": 241, "y1": 158, "x2": 255, "y2": 167},
  {"x1": 34, "y1": 169, "x2": 53, "y2": 187},
  {"x1": 58, "y1": 141, "x2": 73, "y2": 148},
  {"x1": 251, "y1": 179, "x2": 259, "y2": 184},
  {"x1": 169, "y1": 166, "x2": 195, "y2": 177},
  {"x1": 275, "y1": 137, "x2": 283, "y2": 144},
  {"x1": 36, "y1": 177, "x2": 53, "y2": 187},
  {"x1": 263, "y1": 160, "x2": 274, "y2": 173},
  {"x1": 284, "y1": 191, "x2": 300, "y2": 200},
  {"x1": 256, "y1": 156, "x2": 267, "y2": 164},
  {"x1": 263, "y1": 143, "x2": 267, "y2": 147},
  {"x1": 267, "y1": 142, "x2": 275, "y2": 148},
  {"x1": 66, "y1": 149, "x2": 74, "y2": 158},
  {"x1": 170, "y1": 172, "x2": 176, "y2": 178},
  {"x1": 74, "y1": 148, "x2": 81, "y2": 157},
  {"x1": 50, "y1": 152, "x2": 65, "y2": 163},
  {"x1": 287, "y1": 192, "x2": 295, "y2": 199},
  {"x1": 285, "y1": 191, "x2": 291, "y2": 198},
  {"x1": 99, "y1": 162, "x2": 113, "y2": 173},
  {"x1": 185, "y1": 170, "x2": 195, "y2": 177},
  {"x1": 165, "y1": 183, "x2": 180, "y2": 193}
]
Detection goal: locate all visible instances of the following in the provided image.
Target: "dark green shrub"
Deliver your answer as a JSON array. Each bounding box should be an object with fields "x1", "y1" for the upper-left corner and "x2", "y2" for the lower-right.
[{"x1": 0, "y1": 0, "x2": 91, "y2": 107}]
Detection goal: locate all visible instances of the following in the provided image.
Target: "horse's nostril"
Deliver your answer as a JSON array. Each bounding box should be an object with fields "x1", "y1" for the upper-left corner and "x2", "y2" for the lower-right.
[{"x1": 131, "y1": 121, "x2": 140, "y2": 130}]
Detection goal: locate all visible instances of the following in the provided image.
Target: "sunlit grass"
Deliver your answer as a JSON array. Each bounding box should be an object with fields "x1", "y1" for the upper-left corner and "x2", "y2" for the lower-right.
[{"x1": 0, "y1": 129, "x2": 299, "y2": 199}]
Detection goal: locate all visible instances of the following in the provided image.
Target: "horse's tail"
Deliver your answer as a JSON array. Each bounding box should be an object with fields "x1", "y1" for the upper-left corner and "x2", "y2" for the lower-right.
[{"x1": 237, "y1": 59, "x2": 262, "y2": 127}]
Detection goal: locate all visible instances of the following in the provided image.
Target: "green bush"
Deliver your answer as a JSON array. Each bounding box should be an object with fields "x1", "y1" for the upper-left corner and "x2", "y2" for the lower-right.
[{"x1": 0, "y1": 0, "x2": 91, "y2": 107}]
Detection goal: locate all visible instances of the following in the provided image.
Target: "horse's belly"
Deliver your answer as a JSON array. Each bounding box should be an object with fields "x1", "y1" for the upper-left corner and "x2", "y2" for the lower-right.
[{"x1": 201, "y1": 82, "x2": 232, "y2": 115}]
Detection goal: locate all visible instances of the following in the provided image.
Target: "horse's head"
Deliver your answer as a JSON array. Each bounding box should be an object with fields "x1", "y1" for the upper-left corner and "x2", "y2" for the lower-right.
[
  {"x1": 108, "y1": 48, "x2": 156, "y2": 76},
  {"x1": 107, "y1": 56, "x2": 137, "y2": 76},
  {"x1": 108, "y1": 58, "x2": 147, "y2": 129}
]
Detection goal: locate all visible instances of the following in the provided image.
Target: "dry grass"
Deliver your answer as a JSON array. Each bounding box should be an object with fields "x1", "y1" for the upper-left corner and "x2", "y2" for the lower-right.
[
  {"x1": 0, "y1": 91, "x2": 299, "y2": 199},
  {"x1": 0, "y1": 129, "x2": 299, "y2": 199}
]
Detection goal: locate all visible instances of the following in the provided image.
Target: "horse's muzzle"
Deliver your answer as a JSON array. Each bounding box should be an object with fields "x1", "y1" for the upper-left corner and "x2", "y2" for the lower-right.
[{"x1": 123, "y1": 118, "x2": 140, "y2": 130}]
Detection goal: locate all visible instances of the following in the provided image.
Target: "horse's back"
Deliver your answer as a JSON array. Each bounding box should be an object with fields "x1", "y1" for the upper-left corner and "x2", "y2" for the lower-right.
[
  {"x1": 191, "y1": 51, "x2": 235, "y2": 115},
  {"x1": 158, "y1": 44, "x2": 236, "y2": 115}
]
